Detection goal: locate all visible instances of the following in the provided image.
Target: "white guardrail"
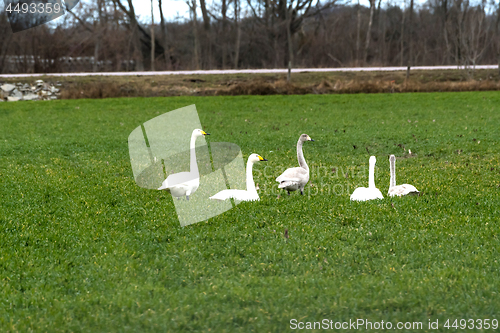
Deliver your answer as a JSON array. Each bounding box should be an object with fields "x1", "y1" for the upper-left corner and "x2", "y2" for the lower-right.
[{"x1": 0, "y1": 65, "x2": 498, "y2": 78}]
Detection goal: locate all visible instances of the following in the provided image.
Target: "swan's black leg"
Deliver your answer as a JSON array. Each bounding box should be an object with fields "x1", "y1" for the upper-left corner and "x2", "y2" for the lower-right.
[
  {"x1": 300, "y1": 190, "x2": 304, "y2": 195},
  {"x1": 186, "y1": 195, "x2": 190, "y2": 201},
  {"x1": 287, "y1": 191, "x2": 290, "y2": 196}
]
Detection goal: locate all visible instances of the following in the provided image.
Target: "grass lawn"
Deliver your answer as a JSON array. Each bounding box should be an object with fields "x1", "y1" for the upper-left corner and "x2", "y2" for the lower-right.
[{"x1": 1, "y1": 92, "x2": 499, "y2": 331}]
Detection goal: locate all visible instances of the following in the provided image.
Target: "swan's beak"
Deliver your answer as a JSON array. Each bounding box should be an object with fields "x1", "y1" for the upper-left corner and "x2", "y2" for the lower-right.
[
  {"x1": 258, "y1": 156, "x2": 268, "y2": 161},
  {"x1": 201, "y1": 131, "x2": 210, "y2": 135},
  {"x1": 310, "y1": 139, "x2": 315, "y2": 141}
]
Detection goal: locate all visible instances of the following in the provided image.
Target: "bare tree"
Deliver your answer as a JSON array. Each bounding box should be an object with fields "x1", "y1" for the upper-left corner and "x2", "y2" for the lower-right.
[
  {"x1": 151, "y1": 0, "x2": 155, "y2": 71},
  {"x1": 2, "y1": 0, "x2": 500, "y2": 73},
  {"x1": 158, "y1": 0, "x2": 171, "y2": 69},
  {"x1": 187, "y1": 0, "x2": 201, "y2": 69},
  {"x1": 286, "y1": 0, "x2": 293, "y2": 73},
  {"x1": 406, "y1": 0, "x2": 414, "y2": 78},
  {"x1": 439, "y1": 0, "x2": 452, "y2": 65},
  {"x1": 221, "y1": 0, "x2": 229, "y2": 68},
  {"x1": 364, "y1": 0, "x2": 375, "y2": 63},
  {"x1": 199, "y1": 0, "x2": 213, "y2": 68},
  {"x1": 234, "y1": 0, "x2": 241, "y2": 68},
  {"x1": 496, "y1": 0, "x2": 500, "y2": 75},
  {"x1": 400, "y1": 0, "x2": 406, "y2": 66},
  {"x1": 0, "y1": 13, "x2": 13, "y2": 73},
  {"x1": 208, "y1": 0, "x2": 231, "y2": 68},
  {"x1": 458, "y1": 0, "x2": 490, "y2": 79},
  {"x1": 112, "y1": 0, "x2": 145, "y2": 70},
  {"x1": 376, "y1": 0, "x2": 384, "y2": 64},
  {"x1": 356, "y1": 0, "x2": 361, "y2": 65},
  {"x1": 247, "y1": 0, "x2": 340, "y2": 67},
  {"x1": 64, "y1": 1, "x2": 103, "y2": 72},
  {"x1": 93, "y1": 0, "x2": 104, "y2": 72}
]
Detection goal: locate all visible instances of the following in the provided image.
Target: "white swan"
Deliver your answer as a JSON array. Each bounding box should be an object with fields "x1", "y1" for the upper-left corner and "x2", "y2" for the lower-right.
[
  {"x1": 158, "y1": 129, "x2": 210, "y2": 200},
  {"x1": 350, "y1": 156, "x2": 384, "y2": 201},
  {"x1": 209, "y1": 154, "x2": 267, "y2": 201},
  {"x1": 276, "y1": 134, "x2": 314, "y2": 195},
  {"x1": 387, "y1": 154, "x2": 419, "y2": 197}
]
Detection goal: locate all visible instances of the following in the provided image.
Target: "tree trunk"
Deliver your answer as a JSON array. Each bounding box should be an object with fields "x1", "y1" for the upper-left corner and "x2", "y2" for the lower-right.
[
  {"x1": 443, "y1": 25, "x2": 450, "y2": 65},
  {"x1": 376, "y1": 0, "x2": 383, "y2": 62},
  {"x1": 234, "y1": 0, "x2": 241, "y2": 69},
  {"x1": 189, "y1": 0, "x2": 201, "y2": 70},
  {"x1": 0, "y1": 32, "x2": 13, "y2": 74},
  {"x1": 497, "y1": 1, "x2": 500, "y2": 76},
  {"x1": 150, "y1": 0, "x2": 155, "y2": 71},
  {"x1": 113, "y1": 0, "x2": 145, "y2": 71},
  {"x1": 455, "y1": 0, "x2": 468, "y2": 67},
  {"x1": 199, "y1": 0, "x2": 212, "y2": 69},
  {"x1": 221, "y1": 0, "x2": 227, "y2": 69},
  {"x1": 285, "y1": 0, "x2": 293, "y2": 68},
  {"x1": 158, "y1": 0, "x2": 171, "y2": 70},
  {"x1": 381, "y1": 2, "x2": 387, "y2": 64},
  {"x1": 199, "y1": 0, "x2": 211, "y2": 32},
  {"x1": 400, "y1": 0, "x2": 406, "y2": 66},
  {"x1": 498, "y1": 54, "x2": 500, "y2": 77},
  {"x1": 272, "y1": 1, "x2": 278, "y2": 68},
  {"x1": 441, "y1": 0, "x2": 450, "y2": 65},
  {"x1": 93, "y1": 0, "x2": 103, "y2": 72},
  {"x1": 407, "y1": 0, "x2": 414, "y2": 69},
  {"x1": 132, "y1": 26, "x2": 144, "y2": 71},
  {"x1": 364, "y1": 0, "x2": 375, "y2": 64},
  {"x1": 93, "y1": 38, "x2": 100, "y2": 72},
  {"x1": 356, "y1": 0, "x2": 361, "y2": 66},
  {"x1": 127, "y1": 0, "x2": 144, "y2": 71}
]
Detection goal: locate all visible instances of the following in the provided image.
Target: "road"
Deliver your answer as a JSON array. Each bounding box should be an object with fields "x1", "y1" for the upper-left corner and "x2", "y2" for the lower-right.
[{"x1": 0, "y1": 65, "x2": 497, "y2": 78}]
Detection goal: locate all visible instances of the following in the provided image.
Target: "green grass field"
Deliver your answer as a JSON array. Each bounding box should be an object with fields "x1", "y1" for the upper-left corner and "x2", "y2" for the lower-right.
[{"x1": 1, "y1": 92, "x2": 499, "y2": 332}]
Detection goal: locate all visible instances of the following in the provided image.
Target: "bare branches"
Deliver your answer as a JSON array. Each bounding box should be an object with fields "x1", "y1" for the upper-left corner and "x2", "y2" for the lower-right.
[
  {"x1": 112, "y1": 0, "x2": 144, "y2": 70},
  {"x1": 65, "y1": 7, "x2": 94, "y2": 32},
  {"x1": 457, "y1": 0, "x2": 491, "y2": 77},
  {"x1": 364, "y1": 0, "x2": 375, "y2": 63},
  {"x1": 1, "y1": 0, "x2": 499, "y2": 73}
]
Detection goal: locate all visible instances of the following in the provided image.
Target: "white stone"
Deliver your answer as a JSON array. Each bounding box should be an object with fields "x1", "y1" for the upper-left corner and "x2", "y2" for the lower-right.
[
  {"x1": 23, "y1": 93, "x2": 39, "y2": 101},
  {"x1": 11, "y1": 89, "x2": 23, "y2": 98},
  {"x1": 1, "y1": 84, "x2": 16, "y2": 93},
  {"x1": 7, "y1": 97, "x2": 20, "y2": 102}
]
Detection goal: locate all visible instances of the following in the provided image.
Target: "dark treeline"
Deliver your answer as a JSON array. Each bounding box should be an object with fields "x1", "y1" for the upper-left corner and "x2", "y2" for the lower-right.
[{"x1": 0, "y1": 0, "x2": 499, "y2": 74}]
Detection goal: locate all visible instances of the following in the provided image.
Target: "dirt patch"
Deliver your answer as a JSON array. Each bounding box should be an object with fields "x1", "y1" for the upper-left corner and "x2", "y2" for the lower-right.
[{"x1": 4, "y1": 69, "x2": 500, "y2": 99}]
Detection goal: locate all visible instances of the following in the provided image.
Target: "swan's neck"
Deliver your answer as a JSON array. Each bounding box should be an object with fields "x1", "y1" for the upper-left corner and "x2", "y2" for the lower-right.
[
  {"x1": 297, "y1": 139, "x2": 308, "y2": 171},
  {"x1": 369, "y1": 160, "x2": 375, "y2": 188},
  {"x1": 246, "y1": 160, "x2": 256, "y2": 193},
  {"x1": 189, "y1": 133, "x2": 199, "y2": 175},
  {"x1": 389, "y1": 159, "x2": 396, "y2": 188}
]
